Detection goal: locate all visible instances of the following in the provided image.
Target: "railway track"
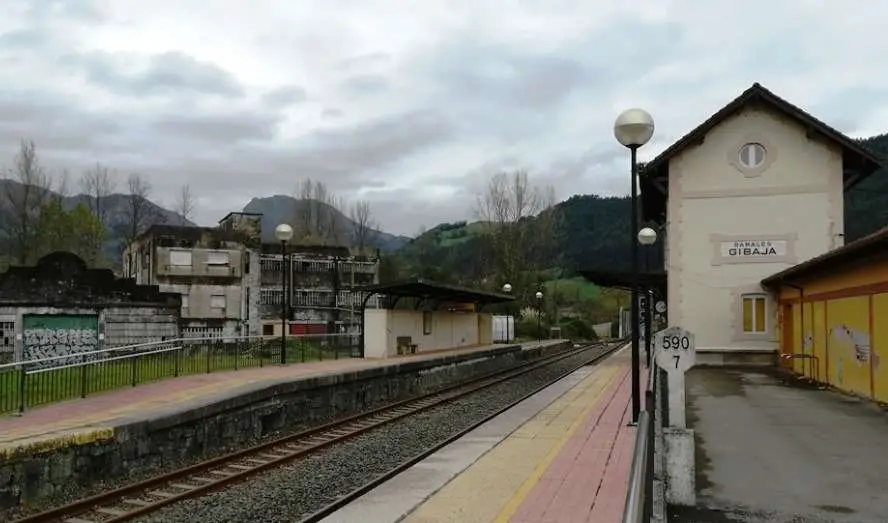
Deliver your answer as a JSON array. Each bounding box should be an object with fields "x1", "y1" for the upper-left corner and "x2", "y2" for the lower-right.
[{"x1": 16, "y1": 340, "x2": 624, "y2": 523}]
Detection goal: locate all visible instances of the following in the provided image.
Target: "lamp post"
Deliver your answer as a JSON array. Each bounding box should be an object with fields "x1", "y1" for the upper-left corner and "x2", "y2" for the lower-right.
[
  {"x1": 535, "y1": 291, "x2": 543, "y2": 341},
  {"x1": 638, "y1": 227, "x2": 658, "y2": 368},
  {"x1": 274, "y1": 223, "x2": 294, "y2": 364},
  {"x1": 502, "y1": 283, "x2": 513, "y2": 343},
  {"x1": 614, "y1": 108, "x2": 655, "y2": 425}
]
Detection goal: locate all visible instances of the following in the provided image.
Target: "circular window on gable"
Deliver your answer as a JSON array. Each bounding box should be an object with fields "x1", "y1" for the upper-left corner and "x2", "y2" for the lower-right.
[{"x1": 738, "y1": 142, "x2": 766, "y2": 169}]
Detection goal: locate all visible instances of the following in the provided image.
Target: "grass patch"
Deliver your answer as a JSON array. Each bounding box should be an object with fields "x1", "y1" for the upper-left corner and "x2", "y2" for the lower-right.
[
  {"x1": 543, "y1": 277, "x2": 600, "y2": 301},
  {"x1": 435, "y1": 221, "x2": 490, "y2": 247},
  {"x1": 0, "y1": 338, "x2": 358, "y2": 415}
]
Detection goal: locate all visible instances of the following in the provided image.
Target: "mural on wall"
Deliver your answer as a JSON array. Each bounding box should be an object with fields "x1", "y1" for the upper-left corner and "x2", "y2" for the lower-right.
[{"x1": 22, "y1": 314, "x2": 100, "y2": 365}]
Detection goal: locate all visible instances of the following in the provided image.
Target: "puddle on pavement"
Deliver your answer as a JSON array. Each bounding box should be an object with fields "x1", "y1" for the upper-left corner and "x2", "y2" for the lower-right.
[{"x1": 688, "y1": 368, "x2": 746, "y2": 398}]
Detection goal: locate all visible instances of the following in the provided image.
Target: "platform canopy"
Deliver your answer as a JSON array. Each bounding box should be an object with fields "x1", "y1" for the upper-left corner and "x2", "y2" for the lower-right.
[
  {"x1": 359, "y1": 278, "x2": 515, "y2": 308},
  {"x1": 579, "y1": 269, "x2": 667, "y2": 296}
]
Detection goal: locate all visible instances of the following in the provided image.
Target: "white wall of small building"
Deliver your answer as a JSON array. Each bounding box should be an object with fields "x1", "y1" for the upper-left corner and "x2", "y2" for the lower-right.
[
  {"x1": 363, "y1": 309, "x2": 490, "y2": 358},
  {"x1": 666, "y1": 107, "x2": 845, "y2": 354}
]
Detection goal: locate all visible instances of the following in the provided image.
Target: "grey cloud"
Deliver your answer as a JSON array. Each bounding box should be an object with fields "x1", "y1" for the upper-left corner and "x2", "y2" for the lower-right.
[
  {"x1": 367, "y1": 187, "x2": 477, "y2": 236},
  {"x1": 340, "y1": 74, "x2": 389, "y2": 95},
  {"x1": 69, "y1": 51, "x2": 245, "y2": 98},
  {"x1": 545, "y1": 147, "x2": 626, "y2": 185},
  {"x1": 812, "y1": 86, "x2": 888, "y2": 135},
  {"x1": 335, "y1": 52, "x2": 392, "y2": 72},
  {"x1": 24, "y1": 0, "x2": 107, "y2": 23},
  {"x1": 146, "y1": 110, "x2": 283, "y2": 145},
  {"x1": 0, "y1": 90, "x2": 124, "y2": 156},
  {"x1": 0, "y1": 28, "x2": 51, "y2": 49},
  {"x1": 261, "y1": 85, "x2": 307, "y2": 107},
  {"x1": 156, "y1": 109, "x2": 458, "y2": 203},
  {"x1": 413, "y1": 21, "x2": 685, "y2": 122},
  {"x1": 304, "y1": 109, "x2": 455, "y2": 169},
  {"x1": 428, "y1": 49, "x2": 591, "y2": 111},
  {"x1": 322, "y1": 108, "x2": 344, "y2": 119}
]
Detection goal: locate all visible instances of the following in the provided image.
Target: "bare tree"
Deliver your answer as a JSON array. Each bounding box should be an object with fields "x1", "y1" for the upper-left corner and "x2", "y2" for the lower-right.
[
  {"x1": 123, "y1": 173, "x2": 155, "y2": 247},
  {"x1": 55, "y1": 169, "x2": 71, "y2": 200},
  {"x1": 323, "y1": 194, "x2": 346, "y2": 245},
  {"x1": 291, "y1": 178, "x2": 345, "y2": 245},
  {"x1": 473, "y1": 170, "x2": 556, "y2": 292},
  {"x1": 349, "y1": 199, "x2": 378, "y2": 251},
  {"x1": 3, "y1": 139, "x2": 52, "y2": 264},
  {"x1": 174, "y1": 183, "x2": 195, "y2": 225},
  {"x1": 80, "y1": 163, "x2": 116, "y2": 224}
]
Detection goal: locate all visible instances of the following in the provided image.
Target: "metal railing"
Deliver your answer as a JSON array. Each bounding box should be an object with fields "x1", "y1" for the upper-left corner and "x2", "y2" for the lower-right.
[
  {"x1": 623, "y1": 344, "x2": 661, "y2": 523},
  {"x1": 0, "y1": 333, "x2": 360, "y2": 415}
]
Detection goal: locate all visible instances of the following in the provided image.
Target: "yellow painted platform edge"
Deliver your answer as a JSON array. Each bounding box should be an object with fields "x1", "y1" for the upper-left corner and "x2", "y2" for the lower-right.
[{"x1": 492, "y1": 365, "x2": 623, "y2": 523}]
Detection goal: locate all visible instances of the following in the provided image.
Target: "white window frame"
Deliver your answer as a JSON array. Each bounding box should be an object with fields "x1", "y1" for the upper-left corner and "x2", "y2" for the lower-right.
[
  {"x1": 741, "y1": 293, "x2": 768, "y2": 334},
  {"x1": 206, "y1": 251, "x2": 230, "y2": 265},
  {"x1": 210, "y1": 295, "x2": 226, "y2": 309},
  {"x1": 738, "y1": 142, "x2": 766, "y2": 169},
  {"x1": 170, "y1": 250, "x2": 193, "y2": 267}
]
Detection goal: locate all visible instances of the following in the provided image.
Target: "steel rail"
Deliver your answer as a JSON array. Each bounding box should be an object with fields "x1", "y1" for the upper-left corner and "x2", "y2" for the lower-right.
[
  {"x1": 15, "y1": 340, "x2": 620, "y2": 523},
  {"x1": 298, "y1": 340, "x2": 626, "y2": 523}
]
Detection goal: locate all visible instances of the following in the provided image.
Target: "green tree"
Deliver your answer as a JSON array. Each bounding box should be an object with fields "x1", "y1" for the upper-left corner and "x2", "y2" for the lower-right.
[
  {"x1": 36, "y1": 200, "x2": 107, "y2": 266},
  {"x1": 37, "y1": 198, "x2": 74, "y2": 255},
  {"x1": 69, "y1": 203, "x2": 108, "y2": 265}
]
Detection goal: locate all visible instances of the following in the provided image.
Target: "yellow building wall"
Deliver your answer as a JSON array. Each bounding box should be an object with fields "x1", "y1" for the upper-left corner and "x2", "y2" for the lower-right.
[
  {"x1": 873, "y1": 294, "x2": 888, "y2": 401},
  {"x1": 825, "y1": 296, "x2": 870, "y2": 397},
  {"x1": 812, "y1": 301, "x2": 827, "y2": 382},
  {"x1": 782, "y1": 295, "x2": 879, "y2": 399},
  {"x1": 791, "y1": 303, "x2": 803, "y2": 374},
  {"x1": 776, "y1": 257, "x2": 887, "y2": 401}
]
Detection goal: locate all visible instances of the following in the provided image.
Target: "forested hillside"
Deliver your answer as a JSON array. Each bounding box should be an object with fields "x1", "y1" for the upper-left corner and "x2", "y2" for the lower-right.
[
  {"x1": 846, "y1": 133, "x2": 888, "y2": 240},
  {"x1": 385, "y1": 134, "x2": 888, "y2": 337}
]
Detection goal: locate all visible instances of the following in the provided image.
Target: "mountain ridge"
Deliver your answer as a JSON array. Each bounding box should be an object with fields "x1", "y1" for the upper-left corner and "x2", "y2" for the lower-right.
[{"x1": 2, "y1": 130, "x2": 885, "y2": 271}]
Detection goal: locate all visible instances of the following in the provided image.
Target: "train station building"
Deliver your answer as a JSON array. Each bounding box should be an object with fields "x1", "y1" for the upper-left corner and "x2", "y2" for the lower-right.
[{"x1": 637, "y1": 82, "x2": 883, "y2": 367}]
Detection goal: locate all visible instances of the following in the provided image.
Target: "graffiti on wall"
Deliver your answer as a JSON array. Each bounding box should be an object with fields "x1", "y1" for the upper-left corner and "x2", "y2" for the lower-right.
[
  {"x1": 22, "y1": 314, "x2": 100, "y2": 365},
  {"x1": 803, "y1": 332, "x2": 814, "y2": 353},
  {"x1": 830, "y1": 324, "x2": 873, "y2": 365}
]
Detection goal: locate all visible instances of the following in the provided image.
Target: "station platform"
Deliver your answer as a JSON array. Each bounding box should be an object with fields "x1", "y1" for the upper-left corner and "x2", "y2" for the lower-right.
[
  {"x1": 322, "y1": 344, "x2": 637, "y2": 523},
  {"x1": 670, "y1": 366, "x2": 888, "y2": 523},
  {"x1": 0, "y1": 340, "x2": 564, "y2": 457}
]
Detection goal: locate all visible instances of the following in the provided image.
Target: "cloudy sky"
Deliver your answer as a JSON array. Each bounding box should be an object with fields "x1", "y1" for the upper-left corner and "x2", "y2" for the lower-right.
[{"x1": 1, "y1": 0, "x2": 886, "y2": 235}]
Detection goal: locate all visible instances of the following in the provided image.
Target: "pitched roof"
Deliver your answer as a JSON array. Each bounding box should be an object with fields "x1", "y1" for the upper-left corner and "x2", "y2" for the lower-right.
[
  {"x1": 761, "y1": 225, "x2": 888, "y2": 286},
  {"x1": 359, "y1": 278, "x2": 515, "y2": 306},
  {"x1": 645, "y1": 82, "x2": 882, "y2": 173},
  {"x1": 641, "y1": 83, "x2": 884, "y2": 223}
]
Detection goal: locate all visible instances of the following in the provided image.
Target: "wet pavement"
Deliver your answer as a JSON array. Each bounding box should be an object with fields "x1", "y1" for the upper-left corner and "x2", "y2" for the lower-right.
[{"x1": 669, "y1": 367, "x2": 888, "y2": 523}]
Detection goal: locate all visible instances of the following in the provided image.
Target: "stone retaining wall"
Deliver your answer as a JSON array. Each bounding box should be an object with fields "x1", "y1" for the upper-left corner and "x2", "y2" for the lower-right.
[{"x1": 0, "y1": 340, "x2": 572, "y2": 509}]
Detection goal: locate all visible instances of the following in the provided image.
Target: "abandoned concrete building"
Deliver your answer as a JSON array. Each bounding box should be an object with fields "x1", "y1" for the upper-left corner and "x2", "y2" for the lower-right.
[
  {"x1": 0, "y1": 252, "x2": 181, "y2": 363},
  {"x1": 122, "y1": 212, "x2": 262, "y2": 338},
  {"x1": 259, "y1": 243, "x2": 381, "y2": 336},
  {"x1": 121, "y1": 211, "x2": 381, "y2": 339}
]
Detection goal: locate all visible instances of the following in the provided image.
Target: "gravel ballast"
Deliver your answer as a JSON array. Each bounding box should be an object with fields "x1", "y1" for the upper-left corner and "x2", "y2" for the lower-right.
[{"x1": 135, "y1": 346, "x2": 612, "y2": 523}]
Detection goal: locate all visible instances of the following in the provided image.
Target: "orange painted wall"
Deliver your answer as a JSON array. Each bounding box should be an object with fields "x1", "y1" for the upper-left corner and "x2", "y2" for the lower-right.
[{"x1": 775, "y1": 254, "x2": 888, "y2": 402}]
